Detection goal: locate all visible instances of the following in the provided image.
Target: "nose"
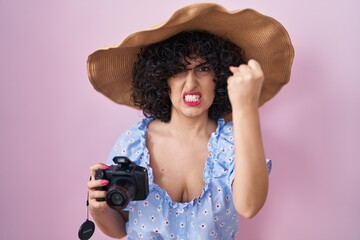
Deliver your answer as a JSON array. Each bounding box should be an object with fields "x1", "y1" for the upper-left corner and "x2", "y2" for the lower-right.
[{"x1": 185, "y1": 70, "x2": 198, "y2": 89}]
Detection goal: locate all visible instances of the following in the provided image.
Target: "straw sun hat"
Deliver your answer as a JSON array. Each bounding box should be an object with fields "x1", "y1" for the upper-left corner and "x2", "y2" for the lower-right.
[{"x1": 87, "y1": 3, "x2": 294, "y2": 110}]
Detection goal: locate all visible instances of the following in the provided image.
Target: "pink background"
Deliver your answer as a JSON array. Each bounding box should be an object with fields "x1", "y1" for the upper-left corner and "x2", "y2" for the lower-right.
[{"x1": 1, "y1": 0, "x2": 359, "y2": 239}]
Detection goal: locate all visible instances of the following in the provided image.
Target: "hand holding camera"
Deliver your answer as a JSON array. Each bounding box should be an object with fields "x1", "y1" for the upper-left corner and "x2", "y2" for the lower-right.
[{"x1": 88, "y1": 156, "x2": 149, "y2": 211}]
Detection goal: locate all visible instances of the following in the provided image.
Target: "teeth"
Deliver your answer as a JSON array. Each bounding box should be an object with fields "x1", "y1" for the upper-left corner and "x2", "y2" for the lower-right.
[{"x1": 184, "y1": 95, "x2": 201, "y2": 102}]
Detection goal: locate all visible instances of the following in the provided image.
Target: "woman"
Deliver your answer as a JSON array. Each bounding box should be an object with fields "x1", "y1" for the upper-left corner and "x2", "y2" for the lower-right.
[{"x1": 86, "y1": 3, "x2": 294, "y2": 239}]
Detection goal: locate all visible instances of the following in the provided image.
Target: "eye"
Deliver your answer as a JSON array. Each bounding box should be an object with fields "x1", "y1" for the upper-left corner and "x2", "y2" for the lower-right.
[
  {"x1": 172, "y1": 67, "x2": 187, "y2": 78},
  {"x1": 197, "y1": 64, "x2": 213, "y2": 73}
]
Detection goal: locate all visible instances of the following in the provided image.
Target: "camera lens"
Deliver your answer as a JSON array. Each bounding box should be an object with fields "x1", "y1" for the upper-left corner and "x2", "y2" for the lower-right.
[
  {"x1": 106, "y1": 181, "x2": 136, "y2": 210},
  {"x1": 109, "y1": 191, "x2": 126, "y2": 206}
]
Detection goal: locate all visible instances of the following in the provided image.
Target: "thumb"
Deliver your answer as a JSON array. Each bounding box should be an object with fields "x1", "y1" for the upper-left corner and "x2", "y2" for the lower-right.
[{"x1": 247, "y1": 59, "x2": 261, "y2": 70}]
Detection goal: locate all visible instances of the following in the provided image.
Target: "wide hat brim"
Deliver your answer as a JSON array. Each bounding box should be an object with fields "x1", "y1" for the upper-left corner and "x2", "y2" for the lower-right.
[{"x1": 87, "y1": 3, "x2": 294, "y2": 113}]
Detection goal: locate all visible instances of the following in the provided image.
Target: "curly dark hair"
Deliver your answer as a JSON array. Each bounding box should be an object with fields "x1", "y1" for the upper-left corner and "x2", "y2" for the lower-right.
[{"x1": 131, "y1": 30, "x2": 245, "y2": 122}]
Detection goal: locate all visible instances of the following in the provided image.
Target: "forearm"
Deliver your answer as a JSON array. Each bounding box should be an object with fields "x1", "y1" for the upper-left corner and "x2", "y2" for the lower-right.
[
  {"x1": 90, "y1": 207, "x2": 127, "y2": 238},
  {"x1": 231, "y1": 106, "x2": 269, "y2": 218}
]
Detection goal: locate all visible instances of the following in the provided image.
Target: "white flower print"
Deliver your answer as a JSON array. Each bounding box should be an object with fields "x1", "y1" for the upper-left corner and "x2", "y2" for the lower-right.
[
  {"x1": 163, "y1": 220, "x2": 170, "y2": 226},
  {"x1": 226, "y1": 209, "x2": 231, "y2": 215},
  {"x1": 126, "y1": 130, "x2": 132, "y2": 135},
  {"x1": 215, "y1": 202, "x2": 221, "y2": 210},
  {"x1": 149, "y1": 215, "x2": 156, "y2": 222},
  {"x1": 175, "y1": 208, "x2": 184, "y2": 217},
  {"x1": 153, "y1": 228, "x2": 160, "y2": 234},
  {"x1": 157, "y1": 206, "x2": 162, "y2": 212},
  {"x1": 219, "y1": 222, "x2": 226, "y2": 228},
  {"x1": 179, "y1": 222, "x2": 186, "y2": 228},
  {"x1": 143, "y1": 200, "x2": 149, "y2": 207},
  {"x1": 169, "y1": 233, "x2": 176, "y2": 239},
  {"x1": 138, "y1": 210, "x2": 142, "y2": 217},
  {"x1": 203, "y1": 209, "x2": 209, "y2": 216},
  {"x1": 217, "y1": 187, "x2": 223, "y2": 193},
  {"x1": 154, "y1": 194, "x2": 160, "y2": 200},
  {"x1": 200, "y1": 223, "x2": 207, "y2": 229},
  {"x1": 133, "y1": 219, "x2": 138, "y2": 225},
  {"x1": 141, "y1": 224, "x2": 146, "y2": 230}
]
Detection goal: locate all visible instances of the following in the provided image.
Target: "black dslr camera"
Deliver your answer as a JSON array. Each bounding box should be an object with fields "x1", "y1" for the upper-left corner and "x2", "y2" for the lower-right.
[{"x1": 95, "y1": 156, "x2": 149, "y2": 210}]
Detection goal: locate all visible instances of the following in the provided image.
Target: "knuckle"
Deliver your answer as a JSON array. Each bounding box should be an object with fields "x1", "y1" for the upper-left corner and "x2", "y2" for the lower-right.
[
  {"x1": 89, "y1": 190, "x2": 104, "y2": 199},
  {"x1": 88, "y1": 179, "x2": 102, "y2": 190}
]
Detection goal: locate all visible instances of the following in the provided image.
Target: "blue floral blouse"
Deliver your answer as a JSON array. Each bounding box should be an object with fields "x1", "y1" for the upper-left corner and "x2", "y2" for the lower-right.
[{"x1": 106, "y1": 118, "x2": 272, "y2": 240}]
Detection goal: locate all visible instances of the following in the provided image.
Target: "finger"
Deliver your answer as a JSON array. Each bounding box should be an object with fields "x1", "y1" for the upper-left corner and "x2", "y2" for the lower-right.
[
  {"x1": 247, "y1": 59, "x2": 261, "y2": 70},
  {"x1": 229, "y1": 66, "x2": 240, "y2": 74},
  {"x1": 238, "y1": 64, "x2": 251, "y2": 73},
  {"x1": 230, "y1": 64, "x2": 251, "y2": 74},
  {"x1": 87, "y1": 179, "x2": 109, "y2": 190},
  {"x1": 89, "y1": 163, "x2": 109, "y2": 178},
  {"x1": 89, "y1": 189, "x2": 107, "y2": 200}
]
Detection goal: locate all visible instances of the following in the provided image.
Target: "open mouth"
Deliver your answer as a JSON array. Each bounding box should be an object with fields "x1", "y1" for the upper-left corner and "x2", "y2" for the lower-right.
[
  {"x1": 184, "y1": 94, "x2": 201, "y2": 102},
  {"x1": 183, "y1": 92, "x2": 202, "y2": 106}
]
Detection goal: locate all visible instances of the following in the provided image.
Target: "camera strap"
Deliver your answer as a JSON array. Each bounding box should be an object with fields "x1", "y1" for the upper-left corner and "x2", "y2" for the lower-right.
[{"x1": 78, "y1": 178, "x2": 95, "y2": 240}]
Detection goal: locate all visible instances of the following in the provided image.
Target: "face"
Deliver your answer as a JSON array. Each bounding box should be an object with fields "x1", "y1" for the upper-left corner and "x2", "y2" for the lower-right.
[{"x1": 167, "y1": 57, "x2": 216, "y2": 119}]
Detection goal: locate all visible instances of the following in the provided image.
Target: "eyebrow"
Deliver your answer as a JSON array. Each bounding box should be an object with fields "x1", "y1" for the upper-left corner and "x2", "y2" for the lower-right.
[
  {"x1": 184, "y1": 61, "x2": 211, "y2": 70},
  {"x1": 196, "y1": 61, "x2": 211, "y2": 67}
]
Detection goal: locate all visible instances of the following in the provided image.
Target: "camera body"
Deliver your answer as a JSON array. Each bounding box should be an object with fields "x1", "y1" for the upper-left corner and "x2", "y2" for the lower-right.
[{"x1": 95, "y1": 156, "x2": 149, "y2": 210}]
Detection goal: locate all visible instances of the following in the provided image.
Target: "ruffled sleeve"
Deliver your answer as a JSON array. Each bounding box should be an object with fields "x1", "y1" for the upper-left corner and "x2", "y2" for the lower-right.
[
  {"x1": 106, "y1": 119, "x2": 149, "y2": 167},
  {"x1": 214, "y1": 121, "x2": 272, "y2": 184}
]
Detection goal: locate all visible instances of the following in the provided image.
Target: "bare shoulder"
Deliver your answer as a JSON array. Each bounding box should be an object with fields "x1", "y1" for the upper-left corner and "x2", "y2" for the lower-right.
[{"x1": 146, "y1": 119, "x2": 169, "y2": 145}]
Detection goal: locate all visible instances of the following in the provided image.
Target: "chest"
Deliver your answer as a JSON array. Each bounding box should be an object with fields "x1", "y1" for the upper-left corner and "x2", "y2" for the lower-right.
[{"x1": 147, "y1": 135, "x2": 209, "y2": 203}]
